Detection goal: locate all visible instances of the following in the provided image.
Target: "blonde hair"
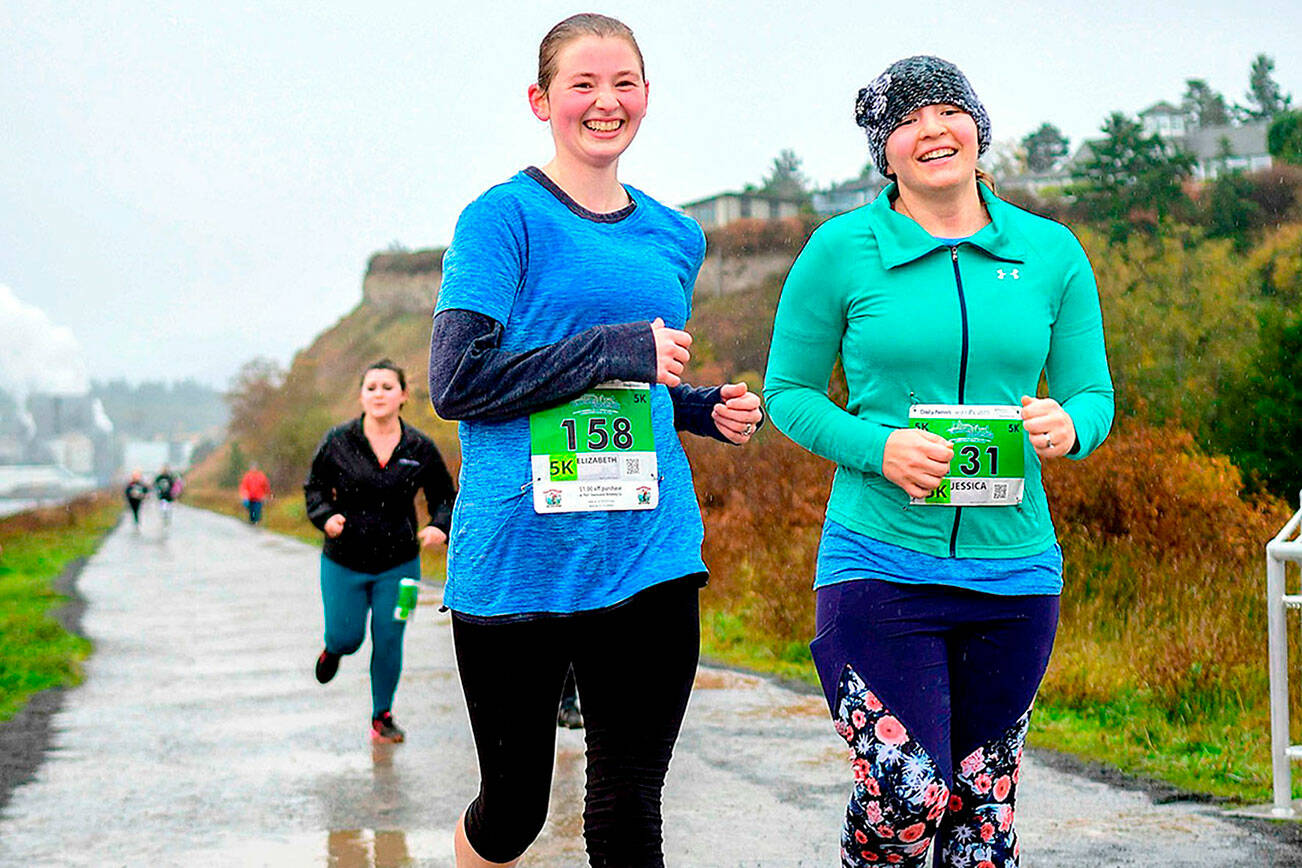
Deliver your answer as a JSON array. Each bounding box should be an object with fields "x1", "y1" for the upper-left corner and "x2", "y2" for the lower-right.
[
  {"x1": 975, "y1": 167, "x2": 996, "y2": 193},
  {"x1": 536, "y1": 13, "x2": 644, "y2": 93}
]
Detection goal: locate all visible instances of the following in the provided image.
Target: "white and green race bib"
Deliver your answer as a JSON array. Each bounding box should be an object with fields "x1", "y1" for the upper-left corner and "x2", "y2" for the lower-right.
[
  {"x1": 530, "y1": 381, "x2": 658, "y2": 514},
  {"x1": 908, "y1": 404, "x2": 1025, "y2": 506}
]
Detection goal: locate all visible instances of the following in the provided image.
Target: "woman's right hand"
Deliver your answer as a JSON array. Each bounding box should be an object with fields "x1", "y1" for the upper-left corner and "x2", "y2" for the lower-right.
[
  {"x1": 882, "y1": 429, "x2": 954, "y2": 499},
  {"x1": 324, "y1": 514, "x2": 346, "y2": 538},
  {"x1": 651, "y1": 317, "x2": 692, "y2": 387}
]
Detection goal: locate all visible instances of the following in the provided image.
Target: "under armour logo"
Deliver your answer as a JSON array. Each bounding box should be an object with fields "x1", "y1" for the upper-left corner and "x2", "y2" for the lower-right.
[{"x1": 996, "y1": 268, "x2": 1020, "y2": 280}]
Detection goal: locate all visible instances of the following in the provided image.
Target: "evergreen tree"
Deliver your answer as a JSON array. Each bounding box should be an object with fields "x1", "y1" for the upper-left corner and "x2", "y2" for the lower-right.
[
  {"x1": 1181, "y1": 79, "x2": 1230, "y2": 128},
  {"x1": 1241, "y1": 54, "x2": 1292, "y2": 121},
  {"x1": 1020, "y1": 123, "x2": 1069, "y2": 172},
  {"x1": 1073, "y1": 112, "x2": 1195, "y2": 239},
  {"x1": 1209, "y1": 312, "x2": 1302, "y2": 498},
  {"x1": 760, "y1": 149, "x2": 811, "y2": 202},
  {"x1": 1267, "y1": 110, "x2": 1302, "y2": 165},
  {"x1": 1203, "y1": 171, "x2": 1263, "y2": 252}
]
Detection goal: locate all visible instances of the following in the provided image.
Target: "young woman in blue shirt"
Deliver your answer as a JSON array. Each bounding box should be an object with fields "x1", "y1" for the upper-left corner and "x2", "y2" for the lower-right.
[{"x1": 428, "y1": 14, "x2": 762, "y2": 867}]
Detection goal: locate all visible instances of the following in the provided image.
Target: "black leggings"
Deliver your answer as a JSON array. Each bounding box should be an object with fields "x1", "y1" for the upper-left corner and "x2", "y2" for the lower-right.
[{"x1": 452, "y1": 575, "x2": 700, "y2": 866}]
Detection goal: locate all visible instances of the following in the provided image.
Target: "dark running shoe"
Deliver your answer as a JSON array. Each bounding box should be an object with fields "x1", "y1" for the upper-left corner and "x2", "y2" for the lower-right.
[
  {"x1": 557, "y1": 699, "x2": 585, "y2": 730},
  {"x1": 370, "y1": 711, "x2": 405, "y2": 743},
  {"x1": 315, "y1": 649, "x2": 340, "y2": 684}
]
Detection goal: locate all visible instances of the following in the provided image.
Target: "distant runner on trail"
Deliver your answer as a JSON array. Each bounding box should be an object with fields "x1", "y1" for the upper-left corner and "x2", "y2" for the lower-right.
[
  {"x1": 123, "y1": 470, "x2": 148, "y2": 527},
  {"x1": 304, "y1": 359, "x2": 455, "y2": 745},
  {"x1": 238, "y1": 463, "x2": 271, "y2": 525},
  {"x1": 154, "y1": 466, "x2": 178, "y2": 524},
  {"x1": 765, "y1": 56, "x2": 1114, "y2": 868},
  {"x1": 428, "y1": 13, "x2": 763, "y2": 868}
]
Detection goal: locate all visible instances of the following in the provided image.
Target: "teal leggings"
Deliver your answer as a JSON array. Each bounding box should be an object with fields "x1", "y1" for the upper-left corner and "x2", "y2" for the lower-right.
[{"x1": 320, "y1": 554, "x2": 419, "y2": 716}]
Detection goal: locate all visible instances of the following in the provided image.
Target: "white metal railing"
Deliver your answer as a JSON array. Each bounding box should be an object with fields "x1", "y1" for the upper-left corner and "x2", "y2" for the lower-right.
[{"x1": 1267, "y1": 492, "x2": 1302, "y2": 817}]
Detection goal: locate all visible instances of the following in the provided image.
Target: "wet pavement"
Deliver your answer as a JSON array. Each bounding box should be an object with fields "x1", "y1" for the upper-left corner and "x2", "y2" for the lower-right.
[{"x1": 0, "y1": 504, "x2": 1298, "y2": 866}]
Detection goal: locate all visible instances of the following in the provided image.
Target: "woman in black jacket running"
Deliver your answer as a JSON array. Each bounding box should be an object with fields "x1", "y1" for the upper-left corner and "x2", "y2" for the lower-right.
[{"x1": 304, "y1": 359, "x2": 455, "y2": 743}]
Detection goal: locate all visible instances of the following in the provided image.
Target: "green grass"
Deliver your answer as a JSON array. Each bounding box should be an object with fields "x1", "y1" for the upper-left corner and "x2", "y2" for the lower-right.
[
  {"x1": 0, "y1": 495, "x2": 120, "y2": 723},
  {"x1": 700, "y1": 609, "x2": 819, "y2": 687},
  {"x1": 1029, "y1": 695, "x2": 1280, "y2": 801}
]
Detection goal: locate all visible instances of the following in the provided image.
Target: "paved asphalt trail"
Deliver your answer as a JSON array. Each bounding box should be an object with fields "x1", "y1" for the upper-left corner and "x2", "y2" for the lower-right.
[{"x1": 0, "y1": 505, "x2": 1297, "y2": 866}]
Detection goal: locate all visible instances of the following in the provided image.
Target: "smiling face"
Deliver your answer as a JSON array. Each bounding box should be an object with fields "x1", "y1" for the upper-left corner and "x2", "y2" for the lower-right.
[
  {"x1": 359, "y1": 368, "x2": 407, "y2": 421},
  {"x1": 884, "y1": 103, "x2": 980, "y2": 196},
  {"x1": 527, "y1": 35, "x2": 648, "y2": 172}
]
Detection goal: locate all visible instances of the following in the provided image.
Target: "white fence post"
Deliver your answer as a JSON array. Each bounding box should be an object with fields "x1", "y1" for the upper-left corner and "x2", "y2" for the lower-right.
[{"x1": 1267, "y1": 492, "x2": 1302, "y2": 818}]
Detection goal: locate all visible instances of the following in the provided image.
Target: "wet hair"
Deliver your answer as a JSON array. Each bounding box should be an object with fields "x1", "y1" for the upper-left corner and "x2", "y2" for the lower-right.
[
  {"x1": 536, "y1": 13, "x2": 644, "y2": 93},
  {"x1": 361, "y1": 358, "x2": 407, "y2": 390}
]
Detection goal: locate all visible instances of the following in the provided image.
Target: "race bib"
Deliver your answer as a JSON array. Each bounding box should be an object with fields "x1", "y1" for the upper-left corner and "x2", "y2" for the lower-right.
[
  {"x1": 908, "y1": 404, "x2": 1025, "y2": 506},
  {"x1": 530, "y1": 381, "x2": 658, "y2": 513}
]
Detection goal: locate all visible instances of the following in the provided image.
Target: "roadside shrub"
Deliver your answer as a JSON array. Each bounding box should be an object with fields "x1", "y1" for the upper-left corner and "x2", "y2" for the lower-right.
[
  {"x1": 1040, "y1": 422, "x2": 1292, "y2": 722},
  {"x1": 686, "y1": 429, "x2": 829, "y2": 646},
  {"x1": 1042, "y1": 421, "x2": 1283, "y2": 554}
]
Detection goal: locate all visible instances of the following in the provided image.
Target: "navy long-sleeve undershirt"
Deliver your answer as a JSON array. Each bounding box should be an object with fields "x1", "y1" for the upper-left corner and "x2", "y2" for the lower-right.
[{"x1": 429, "y1": 308, "x2": 749, "y2": 442}]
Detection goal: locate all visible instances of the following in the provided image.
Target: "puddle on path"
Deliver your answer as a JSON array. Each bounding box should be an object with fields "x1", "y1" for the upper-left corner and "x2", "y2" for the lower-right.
[
  {"x1": 177, "y1": 829, "x2": 453, "y2": 867},
  {"x1": 327, "y1": 829, "x2": 413, "y2": 867}
]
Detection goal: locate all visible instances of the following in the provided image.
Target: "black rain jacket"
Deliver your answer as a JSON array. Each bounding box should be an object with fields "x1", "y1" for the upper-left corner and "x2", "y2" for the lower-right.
[{"x1": 304, "y1": 417, "x2": 455, "y2": 574}]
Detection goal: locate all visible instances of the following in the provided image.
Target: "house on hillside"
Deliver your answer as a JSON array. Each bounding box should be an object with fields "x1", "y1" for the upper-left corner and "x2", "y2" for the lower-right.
[
  {"x1": 681, "y1": 191, "x2": 806, "y2": 230},
  {"x1": 1138, "y1": 101, "x2": 1189, "y2": 138},
  {"x1": 1140, "y1": 101, "x2": 1273, "y2": 179},
  {"x1": 812, "y1": 174, "x2": 890, "y2": 216},
  {"x1": 1063, "y1": 101, "x2": 1273, "y2": 183}
]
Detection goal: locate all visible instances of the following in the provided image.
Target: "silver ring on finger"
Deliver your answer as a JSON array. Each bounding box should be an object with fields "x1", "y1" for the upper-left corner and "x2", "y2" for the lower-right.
[
  {"x1": 743, "y1": 423, "x2": 755, "y2": 436},
  {"x1": 1045, "y1": 434, "x2": 1054, "y2": 449}
]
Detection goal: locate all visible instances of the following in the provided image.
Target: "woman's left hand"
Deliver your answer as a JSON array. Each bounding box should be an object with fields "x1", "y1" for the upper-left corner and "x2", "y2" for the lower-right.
[
  {"x1": 418, "y1": 526, "x2": 448, "y2": 548},
  {"x1": 1021, "y1": 395, "x2": 1075, "y2": 459},
  {"x1": 713, "y1": 382, "x2": 763, "y2": 445}
]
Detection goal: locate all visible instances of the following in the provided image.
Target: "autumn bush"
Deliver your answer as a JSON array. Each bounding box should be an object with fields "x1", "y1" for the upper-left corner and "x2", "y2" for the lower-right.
[
  {"x1": 687, "y1": 429, "x2": 830, "y2": 648},
  {"x1": 1040, "y1": 422, "x2": 1292, "y2": 718}
]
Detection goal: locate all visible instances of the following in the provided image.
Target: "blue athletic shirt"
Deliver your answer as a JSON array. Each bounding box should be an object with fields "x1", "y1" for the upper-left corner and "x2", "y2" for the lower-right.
[
  {"x1": 435, "y1": 169, "x2": 708, "y2": 618},
  {"x1": 812, "y1": 234, "x2": 1061, "y2": 597}
]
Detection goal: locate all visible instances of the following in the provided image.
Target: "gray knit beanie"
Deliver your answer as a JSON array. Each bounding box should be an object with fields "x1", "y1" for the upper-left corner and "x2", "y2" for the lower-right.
[{"x1": 855, "y1": 55, "x2": 991, "y2": 178}]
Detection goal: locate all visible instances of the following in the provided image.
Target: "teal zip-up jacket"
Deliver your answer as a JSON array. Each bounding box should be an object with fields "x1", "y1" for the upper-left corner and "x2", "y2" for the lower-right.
[{"x1": 765, "y1": 184, "x2": 1113, "y2": 559}]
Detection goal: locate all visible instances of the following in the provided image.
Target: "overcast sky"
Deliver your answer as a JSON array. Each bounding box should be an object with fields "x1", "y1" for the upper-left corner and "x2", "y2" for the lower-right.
[{"x1": 2, "y1": 0, "x2": 1300, "y2": 390}]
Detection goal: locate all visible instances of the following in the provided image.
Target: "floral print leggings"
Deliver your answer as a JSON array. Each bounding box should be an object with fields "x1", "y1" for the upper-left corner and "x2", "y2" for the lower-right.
[{"x1": 811, "y1": 579, "x2": 1058, "y2": 867}]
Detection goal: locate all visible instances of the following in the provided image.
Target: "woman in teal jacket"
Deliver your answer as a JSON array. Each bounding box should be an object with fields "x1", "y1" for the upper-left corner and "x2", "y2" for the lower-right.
[{"x1": 765, "y1": 56, "x2": 1112, "y2": 868}]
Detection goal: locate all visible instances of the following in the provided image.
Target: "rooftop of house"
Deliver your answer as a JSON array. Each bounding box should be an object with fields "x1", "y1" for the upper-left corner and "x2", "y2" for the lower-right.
[
  {"x1": 1139, "y1": 100, "x2": 1183, "y2": 117},
  {"x1": 681, "y1": 190, "x2": 811, "y2": 209}
]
